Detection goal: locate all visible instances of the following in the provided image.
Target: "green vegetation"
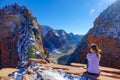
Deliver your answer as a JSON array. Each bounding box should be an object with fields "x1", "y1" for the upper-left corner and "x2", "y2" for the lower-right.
[
  {"x1": 27, "y1": 45, "x2": 35, "y2": 59},
  {"x1": 27, "y1": 45, "x2": 49, "y2": 59}
]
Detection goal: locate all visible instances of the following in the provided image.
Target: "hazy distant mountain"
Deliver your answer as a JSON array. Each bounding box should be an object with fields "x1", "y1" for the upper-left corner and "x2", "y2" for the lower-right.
[
  {"x1": 40, "y1": 25, "x2": 83, "y2": 64},
  {"x1": 40, "y1": 25, "x2": 54, "y2": 38}
]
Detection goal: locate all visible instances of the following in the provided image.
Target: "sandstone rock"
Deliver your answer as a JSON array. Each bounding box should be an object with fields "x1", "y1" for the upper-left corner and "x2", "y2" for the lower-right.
[
  {"x1": 0, "y1": 77, "x2": 14, "y2": 80},
  {"x1": 0, "y1": 68, "x2": 18, "y2": 78},
  {"x1": 4, "y1": 60, "x2": 120, "y2": 80},
  {"x1": 29, "y1": 58, "x2": 48, "y2": 64},
  {"x1": 68, "y1": 0, "x2": 120, "y2": 69},
  {"x1": 0, "y1": 3, "x2": 44, "y2": 68},
  {"x1": 23, "y1": 74, "x2": 32, "y2": 80},
  {"x1": 27, "y1": 68, "x2": 35, "y2": 74}
]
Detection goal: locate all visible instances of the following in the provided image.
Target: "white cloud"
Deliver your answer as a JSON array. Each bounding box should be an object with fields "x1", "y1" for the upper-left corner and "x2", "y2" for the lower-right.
[{"x1": 90, "y1": 9, "x2": 95, "y2": 14}]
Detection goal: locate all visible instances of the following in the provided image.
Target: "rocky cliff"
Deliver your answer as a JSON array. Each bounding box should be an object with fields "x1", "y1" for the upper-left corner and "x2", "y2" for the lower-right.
[
  {"x1": 67, "y1": 0, "x2": 120, "y2": 69},
  {"x1": 0, "y1": 3, "x2": 44, "y2": 68},
  {"x1": 41, "y1": 26, "x2": 83, "y2": 52},
  {"x1": 41, "y1": 26, "x2": 83, "y2": 64}
]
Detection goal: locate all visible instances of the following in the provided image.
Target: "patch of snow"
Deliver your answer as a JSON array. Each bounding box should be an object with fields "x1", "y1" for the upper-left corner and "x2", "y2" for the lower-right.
[
  {"x1": 53, "y1": 30, "x2": 60, "y2": 37},
  {"x1": 17, "y1": 25, "x2": 36, "y2": 62},
  {"x1": 9, "y1": 62, "x2": 92, "y2": 80}
]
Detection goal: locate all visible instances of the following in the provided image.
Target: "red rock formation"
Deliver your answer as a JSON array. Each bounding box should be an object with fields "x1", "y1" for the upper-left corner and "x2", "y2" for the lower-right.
[
  {"x1": 78, "y1": 34, "x2": 120, "y2": 69},
  {"x1": 0, "y1": 13, "x2": 19, "y2": 68},
  {"x1": 94, "y1": 18, "x2": 100, "y2": 25},
  {"x1": 43, "y1": 31, "x2": 63, "y2": 49},
  {"x1": 68, "y1": 0, "x2": 120, "y2": 69},
  {"x1": 0, "y1": 4, "x2": 44, "y2": 68},
  {"x1": 0, "y1": 38, "x2": 18, "y2": 68}
]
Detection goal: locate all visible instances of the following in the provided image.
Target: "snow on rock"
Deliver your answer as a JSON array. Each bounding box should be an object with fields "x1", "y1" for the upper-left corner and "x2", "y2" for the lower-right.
[
  {"x1": 8, "y1": 61, "x2": 88, "y2": 80},
  {"x1": 41, "y1": 25, "x2": 83, "y2": 64},
  {"x1": 0, "y1": 3, "x2": 44, "y2": 68},
  {"x1": 68, "y1": 0, "x2": 120, "y2": 69}
]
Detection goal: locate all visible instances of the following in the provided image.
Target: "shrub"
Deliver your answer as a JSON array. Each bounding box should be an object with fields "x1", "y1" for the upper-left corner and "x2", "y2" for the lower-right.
[{"x1": 27, "y1": 45, "x2": 35, "y2": 59}]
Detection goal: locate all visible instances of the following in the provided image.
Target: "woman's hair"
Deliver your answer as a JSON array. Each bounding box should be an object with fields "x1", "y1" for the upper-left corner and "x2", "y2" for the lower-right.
[{"x1": 90, "y1": 43, "x2": 101, "y2": 58}]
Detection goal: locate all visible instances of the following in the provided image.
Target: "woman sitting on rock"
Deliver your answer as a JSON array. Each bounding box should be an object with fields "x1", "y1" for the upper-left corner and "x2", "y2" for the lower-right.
[{"x1": 87, "y1": 43, "x2": 101, "y2": 75}]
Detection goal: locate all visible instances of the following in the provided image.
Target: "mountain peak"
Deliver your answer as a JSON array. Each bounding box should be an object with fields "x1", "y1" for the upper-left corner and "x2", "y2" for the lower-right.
[{"x1": 0, "y1": 4, "x2": 44, "y2": 68}]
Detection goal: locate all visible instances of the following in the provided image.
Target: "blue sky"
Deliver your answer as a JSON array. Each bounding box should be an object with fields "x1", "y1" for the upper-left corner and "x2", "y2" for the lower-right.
[{"x1": 0, "y1": 0, "x2": 116, "y2": 35}]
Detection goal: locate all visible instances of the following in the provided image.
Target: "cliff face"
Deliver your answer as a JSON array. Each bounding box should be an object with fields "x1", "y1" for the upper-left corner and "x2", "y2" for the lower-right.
[
  {"x1": 43, "y1": 30, "x2": 67, "y2": 49},
  {"x1": 68, "y1": 1, "x2": 120, "y2": 69},
  {"x1": 40, "y1": 26, "x2": 83, "y2": 64},
  {"x1": 41, "y1": 25, "x2": 83, "y2": 64},
  {"x1": 41, "y1": 26, "x2": 82, "y2": 52},
  {"x1": 0, "y1": 3, "x2": 44, "y2": 68}
]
